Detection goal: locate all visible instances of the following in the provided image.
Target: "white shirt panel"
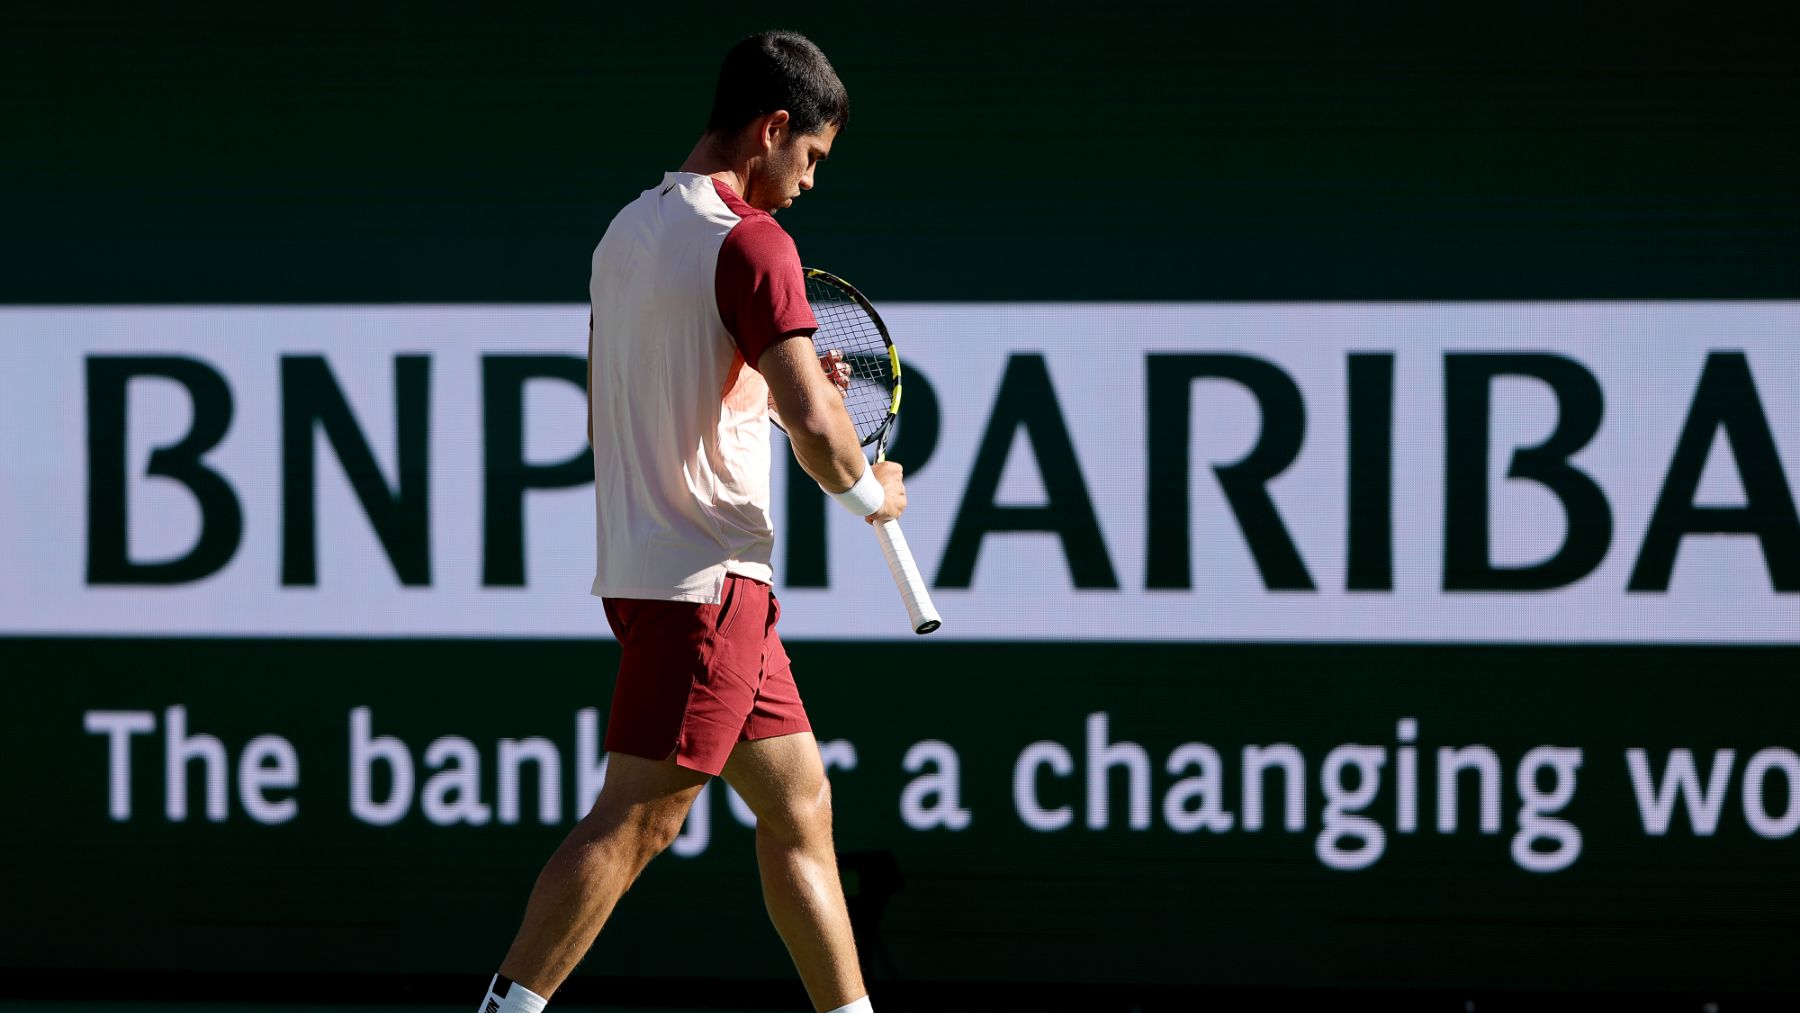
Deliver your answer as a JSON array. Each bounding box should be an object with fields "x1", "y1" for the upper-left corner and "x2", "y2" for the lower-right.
[{"x1": 588, "y1": 172, "x2": 776, "y2": 604}]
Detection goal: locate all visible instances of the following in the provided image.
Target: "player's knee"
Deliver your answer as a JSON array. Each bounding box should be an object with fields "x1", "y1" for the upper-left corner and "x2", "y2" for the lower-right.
[
  {"x1": 579, "y1": 796, "x2": 689, "y2": 867},
  {"x1": 762, "y1": 776, "x2": 835, "y2": 845},
  {"x1": 631, "y1": 803, "x2": 691, "y2": 862}
]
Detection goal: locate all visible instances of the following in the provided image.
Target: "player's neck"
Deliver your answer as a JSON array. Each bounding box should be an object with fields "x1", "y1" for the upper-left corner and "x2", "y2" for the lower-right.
[{"x1": 679, "y1": 135, "x2": 750, "y2": 201}]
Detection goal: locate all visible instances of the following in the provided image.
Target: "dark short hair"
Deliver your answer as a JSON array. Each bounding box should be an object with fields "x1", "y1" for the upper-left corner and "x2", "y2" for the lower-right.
[{"x1": 704, "y1": 31, "x2": 849, "y2": 139}]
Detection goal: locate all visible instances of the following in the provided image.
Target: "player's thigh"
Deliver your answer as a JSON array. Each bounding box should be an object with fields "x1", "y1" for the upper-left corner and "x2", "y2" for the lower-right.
[
  {"x1": 587, "y1": 751, "x2": 710, "y2": 837},
  {"x1": 720, "y1": 731, "x2": 831, "y2": 836}
]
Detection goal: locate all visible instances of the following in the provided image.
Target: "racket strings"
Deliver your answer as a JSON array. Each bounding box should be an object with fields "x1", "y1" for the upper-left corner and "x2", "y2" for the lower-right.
[{"x1": 806, "y1": 281, "x2": 894, "y2": 443}]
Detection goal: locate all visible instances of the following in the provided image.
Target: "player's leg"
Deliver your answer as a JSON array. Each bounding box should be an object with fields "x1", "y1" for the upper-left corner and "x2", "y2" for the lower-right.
[
  {"x1": 722, "y1": 730, "x2": 868, "y2": 1013},
  {"x1": 495, "y1": 752, "x2": 709, "y2": 1000},
  {"x1": 484, "y1": 586, "x2": 762, "y2": 1008}
]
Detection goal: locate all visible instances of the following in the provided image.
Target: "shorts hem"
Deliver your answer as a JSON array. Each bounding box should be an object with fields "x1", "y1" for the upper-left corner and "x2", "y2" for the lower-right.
[
  {"x1": 600, "y1": 742, "x2": 728, "y2": 778},
  {"x1": 671, "y1": 748, "x2": 728, "y2": 777},
  {"x1": 741, "y1": 719, "x2": 813, "y2": 745}
]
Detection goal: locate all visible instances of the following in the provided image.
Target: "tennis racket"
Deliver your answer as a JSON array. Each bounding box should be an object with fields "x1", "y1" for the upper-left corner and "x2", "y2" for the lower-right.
[{"x1": 795, "y1": 267, "x2": 942, "y2": 635}]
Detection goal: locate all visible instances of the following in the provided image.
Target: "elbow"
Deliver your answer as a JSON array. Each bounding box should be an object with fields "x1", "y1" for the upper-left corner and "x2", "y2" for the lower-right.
[{"x1": 779, "y1": 408, "x2": 859, "y2": 490}]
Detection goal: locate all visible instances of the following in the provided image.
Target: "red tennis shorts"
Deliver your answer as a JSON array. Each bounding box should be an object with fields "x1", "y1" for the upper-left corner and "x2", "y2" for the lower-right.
[{"x1": 601, "y1": 574, "x2": 810, "y2": 776}]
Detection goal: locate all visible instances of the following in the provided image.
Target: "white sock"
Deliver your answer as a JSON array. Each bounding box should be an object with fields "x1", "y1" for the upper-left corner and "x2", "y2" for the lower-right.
[
  {"x1": 478, "y1": 973, "x2": 548, "y2": 1013},
  {"x1": 825, "y1": 997, "x2": 873, "y2": 1013}
]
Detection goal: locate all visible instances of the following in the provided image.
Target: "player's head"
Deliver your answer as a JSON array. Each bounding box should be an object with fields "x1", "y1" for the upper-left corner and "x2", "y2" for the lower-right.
[{"x1": 704, "y1": 30, "x2": 848, "y2": 213}]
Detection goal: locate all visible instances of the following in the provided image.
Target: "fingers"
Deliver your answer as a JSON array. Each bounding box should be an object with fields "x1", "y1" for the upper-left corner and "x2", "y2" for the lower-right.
[
  {"x1": 866, "y1": 460, "x2": 907, "y2": 523},
  {"x1": 820, "y1": 348, "x2": 851, "y2": 391}
]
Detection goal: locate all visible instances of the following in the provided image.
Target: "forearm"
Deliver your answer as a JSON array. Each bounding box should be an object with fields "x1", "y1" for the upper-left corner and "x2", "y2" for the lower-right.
[
  {"x1": 761, "y1": 336, "x2": 868, "y2": 491},
  {"x1": 785, "y1": 412, "x2": 867, "y2": 492}
]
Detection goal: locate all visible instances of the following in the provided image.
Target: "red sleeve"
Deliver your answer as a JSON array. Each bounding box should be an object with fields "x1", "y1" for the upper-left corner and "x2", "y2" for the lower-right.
[{"x1": 715, "y1": 215, "x2": 817, "y2": 368}]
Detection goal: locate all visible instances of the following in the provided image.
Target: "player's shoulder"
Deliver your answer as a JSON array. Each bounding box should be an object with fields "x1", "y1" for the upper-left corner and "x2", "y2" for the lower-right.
[
  {"x1": 716, "y1": 200, "x2": 798, "y2": 272},
  {"x1": 599, "y1": 179, "x2": 670, "y2": 239},
  {"x1": 723, "y1": 210, "x2": 795, "y2": 250}
]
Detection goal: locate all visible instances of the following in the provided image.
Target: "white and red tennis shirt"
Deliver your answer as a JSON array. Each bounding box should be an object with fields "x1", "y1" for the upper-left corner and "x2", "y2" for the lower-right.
[{"x1": 587, "y1": 171, "x2": 818, "y2": 604}]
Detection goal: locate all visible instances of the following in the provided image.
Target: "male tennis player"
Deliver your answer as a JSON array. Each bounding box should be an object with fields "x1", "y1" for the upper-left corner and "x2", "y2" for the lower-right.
[{"x1": 476, "y1": 31, "x2": 901, "y2": 1013}]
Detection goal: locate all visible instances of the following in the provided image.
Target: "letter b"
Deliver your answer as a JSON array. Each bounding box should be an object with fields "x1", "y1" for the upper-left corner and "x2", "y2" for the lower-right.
[
  {"x1": 86, "y1": 357, "x2": 242, "y2": 584},
  {"x1": 1443, "y1": 354, "x2": 1611, "y2": 591},
  {"x1": 350, "y1": 707, "x2": 414, "y2": 826}
]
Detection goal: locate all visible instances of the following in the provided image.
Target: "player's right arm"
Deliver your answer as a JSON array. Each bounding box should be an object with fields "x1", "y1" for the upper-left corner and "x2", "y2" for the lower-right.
[{"x1": 760, "y1": 337, "x2": 906, "y2": 523}]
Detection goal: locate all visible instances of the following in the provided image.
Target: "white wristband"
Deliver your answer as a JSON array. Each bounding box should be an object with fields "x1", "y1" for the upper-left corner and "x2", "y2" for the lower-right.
[{"x1": 826, "y1": 463, "x2": 885, "y2": 517}]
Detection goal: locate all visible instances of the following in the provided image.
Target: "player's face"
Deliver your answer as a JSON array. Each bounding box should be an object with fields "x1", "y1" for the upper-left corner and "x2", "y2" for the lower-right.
[{"x1": 750, "y1": 121, "x2": 837, "y2": 214}]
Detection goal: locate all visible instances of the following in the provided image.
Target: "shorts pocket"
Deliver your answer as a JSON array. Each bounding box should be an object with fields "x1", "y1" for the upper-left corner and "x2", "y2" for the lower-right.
[{"x1": 714, "y1": 576, "x2": 746, "y2": 637}]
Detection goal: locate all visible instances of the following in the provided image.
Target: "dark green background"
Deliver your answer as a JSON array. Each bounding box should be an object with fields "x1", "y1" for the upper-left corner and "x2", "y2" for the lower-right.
[
  {"x1": 3, "y1": 1, "x2": 1798, "y2": 1001},
  {"x1": 6, "y1": 640, "x2": 1800, "y2": 994},
  {"x1": 2, "y1": 2, "x2": 1797, "y2": 304}
]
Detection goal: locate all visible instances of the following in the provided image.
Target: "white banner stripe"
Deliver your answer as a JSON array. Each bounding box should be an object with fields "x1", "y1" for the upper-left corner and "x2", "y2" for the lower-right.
[{"x1": 1, "y1": 303, "x2": 1796, "y2": 642}]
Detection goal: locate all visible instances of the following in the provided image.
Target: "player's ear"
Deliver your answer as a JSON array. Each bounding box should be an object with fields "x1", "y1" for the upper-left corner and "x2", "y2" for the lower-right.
[{"x1": 760, "y1": 110, "x2": 791, "y2": 152}]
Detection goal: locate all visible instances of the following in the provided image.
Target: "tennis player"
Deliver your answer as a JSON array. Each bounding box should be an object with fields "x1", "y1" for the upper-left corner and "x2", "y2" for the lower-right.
[{"x1": 476, "y1": 31, "x2": 901, "y2": 1013}]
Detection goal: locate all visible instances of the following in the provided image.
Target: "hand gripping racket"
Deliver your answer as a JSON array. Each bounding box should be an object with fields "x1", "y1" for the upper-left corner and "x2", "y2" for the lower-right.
[{"x1": 799, "y1": 267, "x2": 942, "y2": 634}]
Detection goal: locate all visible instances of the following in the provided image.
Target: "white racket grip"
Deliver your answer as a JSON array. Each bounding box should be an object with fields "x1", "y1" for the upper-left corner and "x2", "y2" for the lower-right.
[{"x1": 874, "y1": 518, "x2": 942, "y2": 634}]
